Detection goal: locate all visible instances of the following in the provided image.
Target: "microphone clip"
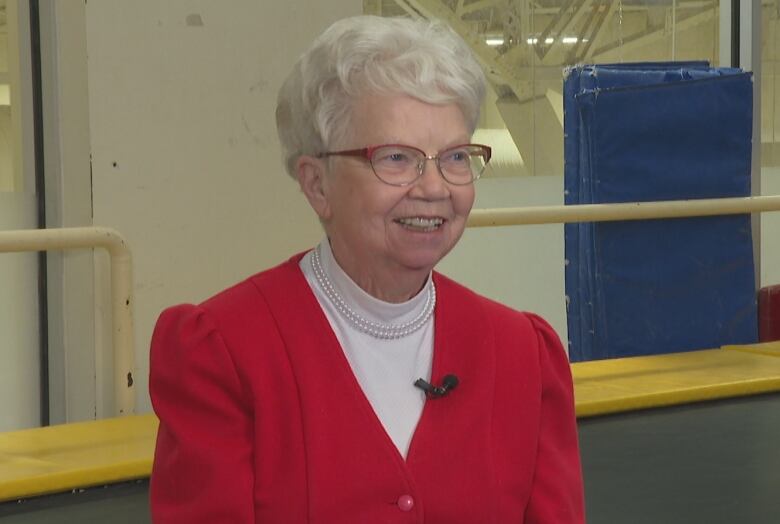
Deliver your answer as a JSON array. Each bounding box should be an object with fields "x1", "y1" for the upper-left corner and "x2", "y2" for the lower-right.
[{"x1": 414, "y1": 374, "x2": 459, "y2": 399}]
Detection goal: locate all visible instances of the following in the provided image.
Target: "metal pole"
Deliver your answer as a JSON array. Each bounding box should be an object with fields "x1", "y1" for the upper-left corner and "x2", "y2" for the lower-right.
[{"x1": 738, "y1": 0, "x2": 762, "y2": 288}]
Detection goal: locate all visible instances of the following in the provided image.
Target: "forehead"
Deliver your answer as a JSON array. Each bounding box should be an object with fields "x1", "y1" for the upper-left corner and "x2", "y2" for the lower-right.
[{"x1": 346, "y1": 94, "x2": 469, "y2": 148}]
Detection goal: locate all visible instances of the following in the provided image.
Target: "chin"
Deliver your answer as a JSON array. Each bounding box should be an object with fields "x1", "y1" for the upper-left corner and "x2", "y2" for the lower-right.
[
  {"x1": 385, "y1": 227, "x2": 462, "y2": 272},
  {"x1": 394, "y1": 247, "x2": 451, "y2": 273}
]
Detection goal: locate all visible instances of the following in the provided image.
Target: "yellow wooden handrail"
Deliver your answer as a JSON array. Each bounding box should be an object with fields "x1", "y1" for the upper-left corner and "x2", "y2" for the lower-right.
[
  {"x1": 467, "y1": 194, "x2": 780, "y2": 227},
  {"x1": 0, "y1": 227, "x2": 134, "y2": 416}
]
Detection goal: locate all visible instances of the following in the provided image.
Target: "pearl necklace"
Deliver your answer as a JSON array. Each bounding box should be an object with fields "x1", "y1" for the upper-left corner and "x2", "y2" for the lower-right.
[{"x1": 310, "y1": 245, "x2": 436, "y2": 340}]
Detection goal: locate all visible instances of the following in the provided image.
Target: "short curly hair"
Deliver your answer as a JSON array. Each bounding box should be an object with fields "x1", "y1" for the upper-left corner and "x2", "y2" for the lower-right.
[{"x1": 275, "y1": 15, "x2": 487, "y2": 177}]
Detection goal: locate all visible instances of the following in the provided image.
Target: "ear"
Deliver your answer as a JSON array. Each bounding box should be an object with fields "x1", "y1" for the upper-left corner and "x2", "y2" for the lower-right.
[{"x1": 296, "y1": 155, "x2": 332, "y2": 221}]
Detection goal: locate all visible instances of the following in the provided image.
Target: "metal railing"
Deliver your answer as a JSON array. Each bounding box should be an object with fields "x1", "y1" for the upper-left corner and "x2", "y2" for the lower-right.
[{"x1": 0, "y1": 227, "x2": 134, "y2": 416}]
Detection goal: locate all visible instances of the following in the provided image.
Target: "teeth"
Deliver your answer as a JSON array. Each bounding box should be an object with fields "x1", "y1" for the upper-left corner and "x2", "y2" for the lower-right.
[{"x1": 396, "y1": 217, "x2": 444, "y2": 230}]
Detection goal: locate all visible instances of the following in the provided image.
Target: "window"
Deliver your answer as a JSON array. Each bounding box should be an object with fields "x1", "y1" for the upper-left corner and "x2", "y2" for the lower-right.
[{"x1": 366, "y1": 0, "x2": 720, "y2": 176}]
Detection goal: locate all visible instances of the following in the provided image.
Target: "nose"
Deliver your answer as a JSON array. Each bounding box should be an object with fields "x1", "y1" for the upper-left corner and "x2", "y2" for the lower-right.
[{"x1": 411, "y1": 157, "x2": 450, "y2": 199}]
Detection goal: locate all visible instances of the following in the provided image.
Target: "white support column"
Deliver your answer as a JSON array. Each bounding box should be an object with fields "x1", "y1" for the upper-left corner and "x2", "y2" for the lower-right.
[
  {"x1": 741, "y1": 0, "x2": 762, "y2": 288},
  {"x1": 719, "y1": 0, "x2": 733, "y2": 67},
  {"x1": 39, "y1": 0, "x2": 98, "y2": 422},
  {"x1": 718, "y1": 0, "x2": 761, "y2": 289}
]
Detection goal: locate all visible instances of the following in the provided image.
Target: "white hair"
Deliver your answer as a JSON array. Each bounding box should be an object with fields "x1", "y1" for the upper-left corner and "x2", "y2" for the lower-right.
[{"x1": 275, "y1": 15, "x2": 487, "y2": 177}]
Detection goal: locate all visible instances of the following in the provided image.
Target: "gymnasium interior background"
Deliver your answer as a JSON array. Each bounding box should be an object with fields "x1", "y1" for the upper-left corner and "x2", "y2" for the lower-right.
[{"x1": 1, "y1": 0, "x2": 778, "y2": 432}]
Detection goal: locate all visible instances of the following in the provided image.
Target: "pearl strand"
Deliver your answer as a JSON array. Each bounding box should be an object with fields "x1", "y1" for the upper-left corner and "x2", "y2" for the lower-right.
[{"x1": 310, "y1": 245, "x2": 436, "y2": 340}]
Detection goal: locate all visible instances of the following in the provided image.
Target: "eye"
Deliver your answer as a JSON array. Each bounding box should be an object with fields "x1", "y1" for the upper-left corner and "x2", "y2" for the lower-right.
[
  {"x1": 441, "y1": 149, "x2": 470, "y2": 163},
  {"x1": 372, "y1": 147, "x2": 417, "y2": 167},
  {"x1": 385, "y1": 152, "x2": 411, "y2": 162}
]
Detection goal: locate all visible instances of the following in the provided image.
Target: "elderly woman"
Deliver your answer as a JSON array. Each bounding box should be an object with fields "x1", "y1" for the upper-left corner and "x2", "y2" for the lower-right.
[{"x1": 150, "y1": 15, "x2": 584, "y2": 523}]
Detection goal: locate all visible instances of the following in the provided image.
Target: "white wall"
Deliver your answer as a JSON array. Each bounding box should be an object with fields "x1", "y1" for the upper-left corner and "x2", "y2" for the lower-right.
[
  {"x1": 85, "y1": 0, "x2": 361, "y2": 414},
  {"x1": 439, "y1": 176, "x2": 567, "y2": 340},
  {"x1": 761, "y1": 169, "x2": 780, "y2": 288}
]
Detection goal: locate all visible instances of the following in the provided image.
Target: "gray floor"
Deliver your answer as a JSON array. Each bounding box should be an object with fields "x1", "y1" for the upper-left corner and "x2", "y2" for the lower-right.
[
  {"x1": 0, "y1": 481, "x2": 150, "y2": 524},
  {"x1": 2, "y1": 394, "x2": 780, "y2": 523},
  {"x1": 579, "y1": 393, "x2": 780, "y2": 523}
]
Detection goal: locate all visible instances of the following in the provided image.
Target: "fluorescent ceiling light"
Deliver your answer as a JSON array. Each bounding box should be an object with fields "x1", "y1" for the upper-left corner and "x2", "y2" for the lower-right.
[
  {"x1": 545, "y1": 37, "x2": 554, "y2": 44},
  {"x1": 526, "y1": 37, "x2": 538, "y2": 44},
  {"x1": 485, "y1": 38, "x2": 504, "y2": 46},
  {"x1": 562, "y1": 37, "x2": 578, "y2": 44}
]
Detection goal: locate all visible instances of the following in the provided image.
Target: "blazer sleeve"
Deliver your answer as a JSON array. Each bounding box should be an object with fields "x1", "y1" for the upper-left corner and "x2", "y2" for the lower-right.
[
  {"x1": 149, "y1": 304, "x2": 254, "y2": 523},
  {"x1": 524, "y1": 314, "x2": 585, "y2": 523}
]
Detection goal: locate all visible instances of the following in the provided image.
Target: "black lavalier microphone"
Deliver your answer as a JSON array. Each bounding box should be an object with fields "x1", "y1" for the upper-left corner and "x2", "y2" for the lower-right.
[{"x1": 414, "y1": 374, "x2": 459, "y2": 399}]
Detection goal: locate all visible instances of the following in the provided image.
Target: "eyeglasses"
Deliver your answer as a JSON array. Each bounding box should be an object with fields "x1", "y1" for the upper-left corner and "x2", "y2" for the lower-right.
[{"x1": 317, "y1": 143, "x2": 492, "y2": 186}]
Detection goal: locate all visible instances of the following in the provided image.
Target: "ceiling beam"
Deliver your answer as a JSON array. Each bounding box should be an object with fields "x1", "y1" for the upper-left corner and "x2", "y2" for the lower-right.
[
  {"x1": 592, "y1": 7, "x2": 716, "y2": 61},
  {"x1": 395, "y1": 0, "x2": 532, "y2": 98},
  {"x1": 582, "y1": 0, "x2": 618, "y2": 60},
  {"x1": 539, "y1": 0, "x2": 592, "y2": 60},
  {"x1": 459, "y1": 0, "x2": 503, "y2": 17},
  {"x1": 564, "y1": 0, "x2": 603, "y2": 62}
]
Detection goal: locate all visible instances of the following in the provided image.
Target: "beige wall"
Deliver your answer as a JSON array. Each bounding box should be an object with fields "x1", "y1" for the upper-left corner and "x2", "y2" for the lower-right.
[
  {"x1": 84, "y1": 0, "x2": 361, "y2": 413},
  {"x1": 0, "y1": 108, "x2": 13, "y2": 190}
]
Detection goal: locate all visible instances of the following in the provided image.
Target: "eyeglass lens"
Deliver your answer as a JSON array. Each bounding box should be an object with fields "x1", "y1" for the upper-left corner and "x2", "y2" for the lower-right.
[{"x1": 370, "y1": 145, "x2": 488, "y2": 185}]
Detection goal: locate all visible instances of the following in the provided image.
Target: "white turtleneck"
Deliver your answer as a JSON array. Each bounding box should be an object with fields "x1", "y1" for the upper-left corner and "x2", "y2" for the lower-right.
[{"x1": 300, "y1": 239, "x2": 434, "y2": 458}]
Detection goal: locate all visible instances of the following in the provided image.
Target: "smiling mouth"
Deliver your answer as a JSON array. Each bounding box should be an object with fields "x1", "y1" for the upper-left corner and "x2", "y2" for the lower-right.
[{"x1": 394, "y1": 217, "x2": 445, "y2": 232}]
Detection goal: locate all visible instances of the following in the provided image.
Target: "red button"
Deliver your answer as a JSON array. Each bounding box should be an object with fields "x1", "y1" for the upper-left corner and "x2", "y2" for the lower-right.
[{"x1": 397, "y1": 494, "x2": 414, "y2": 512}]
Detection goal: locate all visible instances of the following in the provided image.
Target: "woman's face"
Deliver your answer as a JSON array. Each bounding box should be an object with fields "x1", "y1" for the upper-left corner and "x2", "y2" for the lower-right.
[{"x1": 308, "y1": 94, "x2": 475, "y2": 289}]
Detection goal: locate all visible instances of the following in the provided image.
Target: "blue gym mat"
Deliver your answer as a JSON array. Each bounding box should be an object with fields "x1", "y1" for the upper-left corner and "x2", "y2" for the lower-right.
[{"x1": 563, "y1": 62, "x2": 757, "y2": 361}]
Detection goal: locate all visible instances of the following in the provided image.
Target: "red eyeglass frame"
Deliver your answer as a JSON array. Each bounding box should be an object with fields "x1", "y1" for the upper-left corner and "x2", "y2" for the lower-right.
[{"x1": 316, "y1": 143, "x2": 492, "y2": 186}]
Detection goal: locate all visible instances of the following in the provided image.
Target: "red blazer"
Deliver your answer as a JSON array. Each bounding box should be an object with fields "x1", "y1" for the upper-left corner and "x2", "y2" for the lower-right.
[{"x1": 150, "y1": 253, "x2": 584, "y2": 523}]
